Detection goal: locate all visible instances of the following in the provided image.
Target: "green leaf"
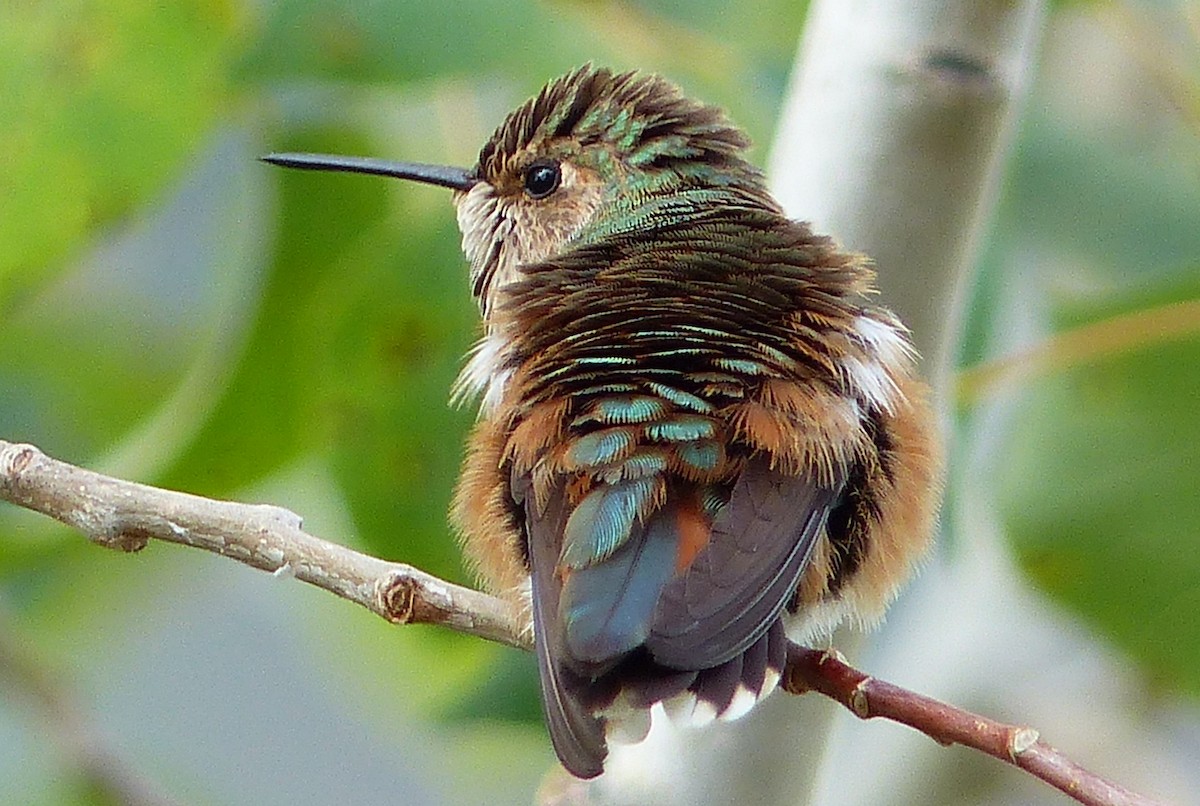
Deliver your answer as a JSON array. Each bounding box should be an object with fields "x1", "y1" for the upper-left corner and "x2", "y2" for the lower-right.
[
  {"x1": 999, "y1": 278, "x2": 1200, "y2": 696},
  {"x1": 0, "y1": 0, "x2": 241, "y2": 308},
  {"x1": 317, "y1": 203, "x2": 478, "y2": 579},
  {"x1": 160, "y1": 128, "x2": 395, "y2": 495},
  {"x1": 442, "y1": 647, "x2": 544, "y2": 725},
  {"x1": 238, "y1": 0, "x2": 583, "y2": 86}
]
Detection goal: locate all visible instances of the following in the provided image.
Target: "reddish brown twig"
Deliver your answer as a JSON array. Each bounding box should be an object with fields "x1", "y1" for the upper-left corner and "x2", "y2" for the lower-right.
[{"x1": 782, "y1": 646, "x2": 1167, "y2": 806}]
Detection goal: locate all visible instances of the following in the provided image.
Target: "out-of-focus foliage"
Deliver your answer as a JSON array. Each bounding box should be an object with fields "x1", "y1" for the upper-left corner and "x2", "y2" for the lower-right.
[
  {"x1": 958, "y1": 4, "x2": 1200, "y2": 701},
  {"x1": 979, "y1": 118, "x2": 1200, "y2": 691},
  {"x1": 0, "y1": 1, "x2": 241, "y2": 307},
  {"x1": 0, "y1": 1, "x2": 1197, "y2": 804}
]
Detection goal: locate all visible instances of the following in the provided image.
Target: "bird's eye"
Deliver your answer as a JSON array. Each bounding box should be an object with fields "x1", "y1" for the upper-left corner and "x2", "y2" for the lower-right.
[{"x1": 523, "y1": 161, "x2": 561, "y2": 199}]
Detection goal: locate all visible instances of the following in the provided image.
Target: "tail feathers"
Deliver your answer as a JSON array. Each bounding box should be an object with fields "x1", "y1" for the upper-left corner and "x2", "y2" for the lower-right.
[
  {"x1": 542, "y1": 618, "x2": 788, "y2": 775},
  {"x1": 612, "y1": 619, "x2": 788, "y2": 728},
  {"x1": 667, "y1": 619, "x2": 787, "y2": 725}
]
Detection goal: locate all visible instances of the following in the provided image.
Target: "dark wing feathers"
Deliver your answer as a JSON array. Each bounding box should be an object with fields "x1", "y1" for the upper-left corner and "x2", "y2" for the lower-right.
[
  {"x1": 521, "y1": 449, "x2": 844, "y2": 778},
  {"x1": 645, "y1": 455, "x2": 843, "y2": 669},
  {"x1": 530, "y1": 584, "x2": 607, "y2": 779},
  {"x1": 691, "y1": 650, "x2": 743, "y2": 712},
  {"x1": 520, "y1": 476, "x2": 608, "y2": 780}
]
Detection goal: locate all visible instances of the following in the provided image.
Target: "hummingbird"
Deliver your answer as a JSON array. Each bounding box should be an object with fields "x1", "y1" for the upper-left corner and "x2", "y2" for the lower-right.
[{"x1": 265, "y1": 65, "x2": 942, "y2": 779}]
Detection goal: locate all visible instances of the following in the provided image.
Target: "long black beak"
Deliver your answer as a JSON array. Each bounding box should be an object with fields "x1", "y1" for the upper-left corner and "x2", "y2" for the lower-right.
[{"x1": 261, "y1": 152, "x2": 476, "y2": 191}]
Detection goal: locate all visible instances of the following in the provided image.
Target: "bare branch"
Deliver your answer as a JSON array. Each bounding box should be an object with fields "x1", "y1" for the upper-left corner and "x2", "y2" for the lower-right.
[
  {"x1": 0, "y1": 440, "x2": 527, "y2": 650},
  {"x1": 0, "y1": 439, "x2": 1161, "y2": 805}
]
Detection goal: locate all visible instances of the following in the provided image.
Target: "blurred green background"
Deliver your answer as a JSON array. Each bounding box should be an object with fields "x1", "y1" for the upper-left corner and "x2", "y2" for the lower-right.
[{"x1": 1, "y1": 1, "x2": 1198, "y2": 804}]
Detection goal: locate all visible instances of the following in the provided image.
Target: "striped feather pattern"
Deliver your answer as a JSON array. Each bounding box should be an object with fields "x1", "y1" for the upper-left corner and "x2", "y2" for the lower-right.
[{"x1": 443, "y1": 66, "x2": 943, "y2": 780}]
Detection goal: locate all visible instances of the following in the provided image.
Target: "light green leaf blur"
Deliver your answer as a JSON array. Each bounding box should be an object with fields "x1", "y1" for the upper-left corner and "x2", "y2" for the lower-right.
[{"x1": 0, "y1": 1, "x2": 241, "y2": 307}]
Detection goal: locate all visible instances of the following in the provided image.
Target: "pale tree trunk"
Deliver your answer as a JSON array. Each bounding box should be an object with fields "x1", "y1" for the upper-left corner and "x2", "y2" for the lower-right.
[
  {"x1": 770, "y1": 0, "x2": 1046, "y2": 394},
  {"x1": 582, "y1": 3, "x2": 1048, "y2": 804}
]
